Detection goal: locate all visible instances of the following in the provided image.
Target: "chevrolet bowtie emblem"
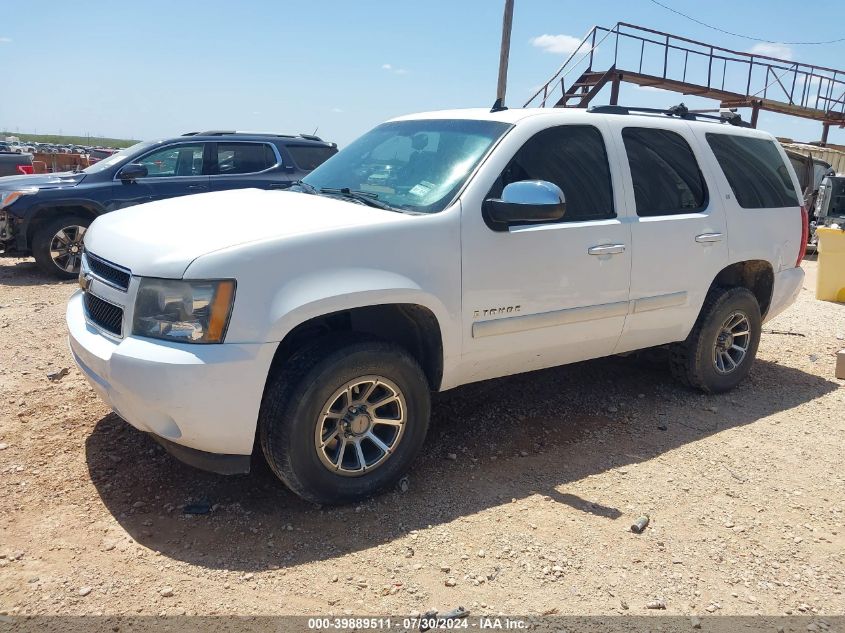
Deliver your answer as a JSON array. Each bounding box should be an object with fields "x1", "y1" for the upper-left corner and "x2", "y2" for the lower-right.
[{"x1": 79, "y1": 273, "x2": 93, "y2": 291}]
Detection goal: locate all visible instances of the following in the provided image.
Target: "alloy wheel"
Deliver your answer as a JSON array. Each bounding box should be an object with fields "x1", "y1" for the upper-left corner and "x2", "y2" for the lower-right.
[
  {"x1": 314, "y1": 376, "x2": 407, "y2": 476},
  {"x1": 49, "y1": 225, "x2": 86, "y2": 273},
  {"x1": 713, "y1": 311, "x2": 751, "y2": 375}
]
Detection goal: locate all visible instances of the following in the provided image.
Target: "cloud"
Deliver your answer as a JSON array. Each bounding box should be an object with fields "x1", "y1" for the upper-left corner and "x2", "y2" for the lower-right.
[
  {"x1": 530, "y1": 34, "x2": 581, "y2": 55},
  {"x1": 331, "y1": 107, "x2": 344, "y2": 113},
  {"x1": 0, "y1": 37, "x2": 12, "y2": 43},
  {"x1": 748, "y1": 42, "x2": 792, "y2": 60},
  {"x1": 381, "y1": 63, "x2": 408, "y2": 75}
]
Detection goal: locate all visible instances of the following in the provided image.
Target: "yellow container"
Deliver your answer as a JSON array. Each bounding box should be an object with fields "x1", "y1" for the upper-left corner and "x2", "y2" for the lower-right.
[{"x1": 815, "y1": 226, "x2": 845, "y2": 303}]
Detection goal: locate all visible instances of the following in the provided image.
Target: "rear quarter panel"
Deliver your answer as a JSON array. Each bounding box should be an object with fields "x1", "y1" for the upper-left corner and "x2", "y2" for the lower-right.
[{"x1": 688, "y1": 126, "x2": 803, "y2": 274}]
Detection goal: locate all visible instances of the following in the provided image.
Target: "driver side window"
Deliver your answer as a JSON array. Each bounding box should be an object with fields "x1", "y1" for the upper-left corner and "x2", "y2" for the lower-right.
[
  {"x1": 488, "y1": 125, "x2": 615, "y2": 222},
  {"x1": 137, "y1": 144, "x2": 206, "y2": 178}
]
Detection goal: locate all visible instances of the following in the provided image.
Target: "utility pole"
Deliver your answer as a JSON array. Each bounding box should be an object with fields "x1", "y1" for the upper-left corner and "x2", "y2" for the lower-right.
[{"x1": 494, "y1": 0, "x2": 515, "y2": 110}]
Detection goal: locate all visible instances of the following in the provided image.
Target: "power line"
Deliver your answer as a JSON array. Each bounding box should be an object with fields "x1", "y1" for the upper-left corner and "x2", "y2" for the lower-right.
[{"x1": 648, "y1": 0, "x2": 845, "y2": 45}]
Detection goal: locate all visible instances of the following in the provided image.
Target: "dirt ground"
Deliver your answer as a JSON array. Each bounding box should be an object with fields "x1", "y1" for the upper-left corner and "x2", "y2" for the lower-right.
[{"x1": 0, "y1": 256, "x2": 843, "y2": 619}]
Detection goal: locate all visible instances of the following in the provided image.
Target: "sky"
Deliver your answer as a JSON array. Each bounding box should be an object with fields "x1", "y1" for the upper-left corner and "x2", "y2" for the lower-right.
[{"x1": 2, "y1": 0, "x2": 844, "y2": 147}]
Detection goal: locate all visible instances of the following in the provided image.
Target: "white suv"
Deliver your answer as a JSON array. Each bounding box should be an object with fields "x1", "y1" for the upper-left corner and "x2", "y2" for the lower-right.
[{"x1": 67, "y1": 106, "x2": 807, "y2": 504}]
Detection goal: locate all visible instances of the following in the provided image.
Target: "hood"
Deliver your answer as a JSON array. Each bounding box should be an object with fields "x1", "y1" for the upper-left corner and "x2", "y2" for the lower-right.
[
  {"x1": 83, "y1": 188, "x2": 408, "y2": 278},
  {"x1": 0, "y1": 172, "x2": 85, "y2": 190}
]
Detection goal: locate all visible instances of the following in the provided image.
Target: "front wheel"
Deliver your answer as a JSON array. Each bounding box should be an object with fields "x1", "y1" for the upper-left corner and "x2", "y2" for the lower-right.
[
  {"x1": 259, "y1": 336, "x2": 431, "y2": 505},
  {"x1": 32, "y1": 215, "x2": 91, "y2": 278},
  {"x1": 670, "y1": 286, "x2": 762, "y2": 393}
]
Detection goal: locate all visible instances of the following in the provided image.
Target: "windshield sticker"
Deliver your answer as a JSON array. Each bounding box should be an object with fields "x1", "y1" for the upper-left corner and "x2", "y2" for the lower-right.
[{"x1": 409, "y1": 181, "x2": 435, "y2": 197}]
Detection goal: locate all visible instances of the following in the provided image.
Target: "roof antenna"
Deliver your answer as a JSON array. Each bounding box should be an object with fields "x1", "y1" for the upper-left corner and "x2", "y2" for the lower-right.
[
  {"x1": 312, "y1": 127, "x2": 319, "y2": 135},
  {"x1": 491, "y1": 97, "x2": 508, "y2": 113}
]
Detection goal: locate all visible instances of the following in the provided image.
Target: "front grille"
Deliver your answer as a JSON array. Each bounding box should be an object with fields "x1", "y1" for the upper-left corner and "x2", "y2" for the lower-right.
[
  {"x1": 85, "y1": 252, "x2": 131, "y2": 291},
  {"x1": 83, "y1": 292, "x2": 124, "y2": 336}
]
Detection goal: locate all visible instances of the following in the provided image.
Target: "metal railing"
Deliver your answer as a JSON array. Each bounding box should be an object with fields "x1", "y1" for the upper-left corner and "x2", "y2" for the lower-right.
[{"x1": 525, "y1": 22, "x2": 845, "y2": 119}]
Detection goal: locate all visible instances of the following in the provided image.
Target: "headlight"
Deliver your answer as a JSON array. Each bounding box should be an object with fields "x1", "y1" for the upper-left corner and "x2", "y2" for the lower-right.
[
  {"x1": 132, "y1": 278, "x2": 236, "y2": 344},
  {"x1": 0, "y1": 188, "x2": 38, "y2": 210}
]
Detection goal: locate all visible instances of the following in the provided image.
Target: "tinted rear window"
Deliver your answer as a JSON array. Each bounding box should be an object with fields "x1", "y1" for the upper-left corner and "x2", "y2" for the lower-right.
[
  {"x1": 706, "y1": 134, "x2": 799, "y2": 209},
  {"x1": 622, "y1": 127, "x2": 707, "y2": 216},
  {"x1": 287, "y1": 145, "x2": 337, "y2": 171},
  {"x1": 216, "y1": 143, "x2": 277, "y2": 174}
]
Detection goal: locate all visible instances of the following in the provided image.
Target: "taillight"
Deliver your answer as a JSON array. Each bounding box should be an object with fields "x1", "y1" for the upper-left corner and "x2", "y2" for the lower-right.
[
  {"x1": 17, "y1": 165, "x2": 34, "y2": 175},
  {"x1": 796, "y1": 205, "x2": 809, "y2": 266}
]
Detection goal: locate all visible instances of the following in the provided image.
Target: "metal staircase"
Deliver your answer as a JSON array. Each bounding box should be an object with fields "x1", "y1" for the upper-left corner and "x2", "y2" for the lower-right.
[
  {"x1": 557, "y1": 68, "x2": 617, "y2": 107},
  {"x1": 525, "y1": 23, "x2": 845, "y2": 142}
]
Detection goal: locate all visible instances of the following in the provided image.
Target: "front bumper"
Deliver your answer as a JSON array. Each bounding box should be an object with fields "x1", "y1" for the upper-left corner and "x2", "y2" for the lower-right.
[{"x1": 67, "y1": 290, "x2": 276, "y2": 461}]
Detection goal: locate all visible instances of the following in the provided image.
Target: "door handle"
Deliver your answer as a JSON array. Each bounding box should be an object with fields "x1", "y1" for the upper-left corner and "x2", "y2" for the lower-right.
[
  {"x1": 187, "y1": 185, "x2": 207, "y2": 191},
  {"x1": 268, "y1": 182, "x2": 289, "y2": 190},
  {"x1": 588, "y1": 244, "x2": 626, "y2": 255},
  {"x1": 695, "y1": 232, "x2": 724, "y2": 243}
]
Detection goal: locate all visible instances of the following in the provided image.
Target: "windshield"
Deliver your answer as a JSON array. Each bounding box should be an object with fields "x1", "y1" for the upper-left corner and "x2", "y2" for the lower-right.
[
  {"x1": 302, "y1": 119, "x2": 512, "y2": 213},
  {"x1": 82, "y1": 141, "x2": 154, "y2": 174}
]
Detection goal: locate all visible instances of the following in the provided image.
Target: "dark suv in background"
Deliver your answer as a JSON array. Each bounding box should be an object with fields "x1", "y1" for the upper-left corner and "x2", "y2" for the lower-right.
[{"x1": 0, "y1": 131, "x2": 337, "y2": 277}]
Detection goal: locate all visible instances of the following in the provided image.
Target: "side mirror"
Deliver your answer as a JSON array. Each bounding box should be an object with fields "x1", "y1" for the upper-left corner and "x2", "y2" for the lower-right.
[
  {"x1": 482, "y1": 180, "x2": 566, "y2": 229},
  {"x1": 118, "y1": 163, "x2": 148, "y2": 182}
]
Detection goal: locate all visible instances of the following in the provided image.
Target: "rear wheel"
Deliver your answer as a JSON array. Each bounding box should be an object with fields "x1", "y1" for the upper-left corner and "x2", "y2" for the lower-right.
[
  {"x1": 32, "y1": 215, "x2": 91, "y2": 278},
  {"x1": 670, "y1": 286, "x2": 762, "y2": 393},
  {"x1": 259, "y1": 336, "x2": 431, "y2": 505}
]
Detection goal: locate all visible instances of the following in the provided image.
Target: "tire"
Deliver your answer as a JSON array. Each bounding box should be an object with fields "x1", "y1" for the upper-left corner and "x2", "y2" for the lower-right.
[
  {"x1": 670, "y1": 286, "x2": 762, "y2": 394},
  {"x1": 32, "y1": 214, "x2": 91, "y2": 279},
  {"x1": 259, "y1": 335, "x2": 431, "y2": 505}
]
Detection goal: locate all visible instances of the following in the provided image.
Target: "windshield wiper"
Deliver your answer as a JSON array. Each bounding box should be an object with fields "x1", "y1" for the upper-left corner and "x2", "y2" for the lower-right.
[{"x1": 319, "y1": 187, "x2": 397, "y2": 211}]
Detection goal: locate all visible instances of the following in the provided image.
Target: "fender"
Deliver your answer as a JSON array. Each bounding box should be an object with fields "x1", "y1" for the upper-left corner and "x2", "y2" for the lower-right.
[
  {"x1": 265, "y1": 266, "x2": 460, "y2": 388},
  {"x1": 15, "y1": 198, "x2": 107, "y2": 252},
  {"x1": 29, "y1": 197, "x2": 107, "y2": 217}
]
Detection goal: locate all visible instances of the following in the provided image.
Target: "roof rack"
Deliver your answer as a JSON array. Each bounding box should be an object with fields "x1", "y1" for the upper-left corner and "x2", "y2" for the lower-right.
[
  {"x1": 181, "y1": 130, "x2": 325, "y2": 141},
  {"x1": 588, "y1": 103, "x2": 751, "y2": 127}
]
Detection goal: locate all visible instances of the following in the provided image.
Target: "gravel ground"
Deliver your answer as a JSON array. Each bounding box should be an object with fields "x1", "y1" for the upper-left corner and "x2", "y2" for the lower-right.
[{"x1": 0, "y1": 256, "x2": 843, "y2": 618}]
